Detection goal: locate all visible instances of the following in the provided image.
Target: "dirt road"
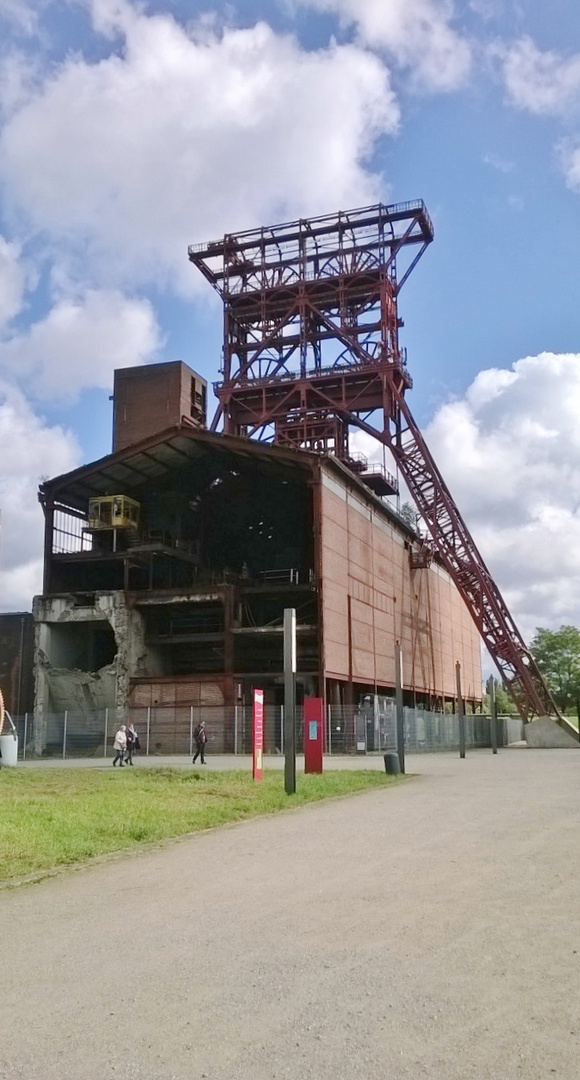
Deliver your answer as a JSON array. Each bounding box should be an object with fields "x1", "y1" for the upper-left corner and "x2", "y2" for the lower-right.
[{"x1": 1, "y1": 749, "x2": 579, "y2": 1080}]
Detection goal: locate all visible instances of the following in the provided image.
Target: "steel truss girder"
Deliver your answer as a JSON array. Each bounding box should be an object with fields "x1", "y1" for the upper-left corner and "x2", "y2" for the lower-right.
[
  {"x1": 343, "y1": 398, "x2": 571, "y2": 730},
  {"x1": 191, "y1": 202, "x2": 573, "y2": 733},
  {"x1": 272, "y1": 306, "x2": 566, "y2": 727}
]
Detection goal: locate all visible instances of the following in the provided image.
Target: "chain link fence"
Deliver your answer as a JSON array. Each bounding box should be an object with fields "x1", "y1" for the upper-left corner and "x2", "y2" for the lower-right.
[{"x1": 5, "y1": 705, "x2": 524, "y2": 760}]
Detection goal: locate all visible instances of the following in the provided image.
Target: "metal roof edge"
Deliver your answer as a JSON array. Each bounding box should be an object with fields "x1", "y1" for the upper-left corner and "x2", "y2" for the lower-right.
[{"x1": 39, "y1": 424, "x2": 318, "y2": 499}]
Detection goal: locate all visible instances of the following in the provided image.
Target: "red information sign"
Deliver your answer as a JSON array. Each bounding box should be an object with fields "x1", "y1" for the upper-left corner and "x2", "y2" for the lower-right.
[
  {"x1": 304, "y1": 696, "x2": 324, "y2": 774},
  {"x1": 253, "y1": 688, "x2": 264, "y2": 780}
]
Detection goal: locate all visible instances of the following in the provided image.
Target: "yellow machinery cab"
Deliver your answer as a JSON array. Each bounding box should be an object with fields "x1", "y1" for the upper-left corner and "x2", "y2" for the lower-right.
[
  {"x1": 86, "y1": 496, "x2": 141, "y2": 551},
  {"x1": 88, "y1": 495, "x2": 140, "y2": 530}
]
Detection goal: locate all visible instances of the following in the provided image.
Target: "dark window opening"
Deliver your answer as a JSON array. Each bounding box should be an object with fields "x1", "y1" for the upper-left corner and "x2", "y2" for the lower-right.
[{"x1": 49, "y1": 621, "x2": 117, "y2": 672}]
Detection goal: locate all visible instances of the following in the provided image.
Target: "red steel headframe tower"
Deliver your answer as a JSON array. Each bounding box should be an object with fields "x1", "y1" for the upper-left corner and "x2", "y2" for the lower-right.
[{"x1": 189, "y1": 202, "x2": 573, "y2": 733}]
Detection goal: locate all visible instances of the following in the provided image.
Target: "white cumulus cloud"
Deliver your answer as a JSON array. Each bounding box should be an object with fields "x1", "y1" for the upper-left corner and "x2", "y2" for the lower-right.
[
  {"x1": 497, "y1": 36, "x2": 580, "y2": 221},
  {"x1": 352, "y1": 352, "x2": 580, "y2": 640},
  {"x1": 424, "y1": 352, "x2": 580, "y2": 638},
  {"x1": 296, "y1": 0, "x2": 472, "y2": 91},
  {"x1": 0, "y1": 288, "x2": 162, "y2": 401},
  {"x1": 500, "y1": 36, "x2": 580, "y2": 116},
  {"x1": 0, "y1": 384, "x2": 81, "y2": 611},
  {"x1": 0, "y1": 236, "x2": 29, "y2": 331},
  {"x1": 0, "y1": 1, "x2": 399, "y2": 293},
  {"x1": 0, "y1": 0, "x2": 40, "y2": 35}
]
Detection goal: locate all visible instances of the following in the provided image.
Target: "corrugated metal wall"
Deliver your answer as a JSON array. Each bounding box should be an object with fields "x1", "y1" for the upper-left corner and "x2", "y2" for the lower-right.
[{"x1": 319, "y1": 467, "x2": 482, "y2": 701}]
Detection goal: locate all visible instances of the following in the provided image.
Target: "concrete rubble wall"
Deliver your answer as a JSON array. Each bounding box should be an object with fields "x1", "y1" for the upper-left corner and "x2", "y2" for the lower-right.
[{"x1": 33, "y1": 592, "x2": 148, "y2": 752}]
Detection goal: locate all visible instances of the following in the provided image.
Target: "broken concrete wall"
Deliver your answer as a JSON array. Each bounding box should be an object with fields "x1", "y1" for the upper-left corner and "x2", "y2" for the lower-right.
[{"x1": 33, "y1": 592, "x2": 149, "y2": 752}]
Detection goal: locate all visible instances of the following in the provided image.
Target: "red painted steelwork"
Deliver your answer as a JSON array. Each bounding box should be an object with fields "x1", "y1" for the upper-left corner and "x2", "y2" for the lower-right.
[
  {"x1": 351, "y1": 397, "x2": 564, "y2": 725},
  {"x1": 190, "y1": 203, "x2": 570, "y2": 731},
  {"x1": 189, "y1": 202, "x2": 432, "y2": 483}
]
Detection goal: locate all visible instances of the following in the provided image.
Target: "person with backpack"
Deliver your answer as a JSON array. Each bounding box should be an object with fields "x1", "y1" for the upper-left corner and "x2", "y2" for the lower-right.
[{"x1": 192, "y1": 720, "x2": 207, "y2": 764}]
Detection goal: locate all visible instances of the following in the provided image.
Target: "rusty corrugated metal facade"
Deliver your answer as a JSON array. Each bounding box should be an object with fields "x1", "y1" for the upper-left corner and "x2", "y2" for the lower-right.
[{"x1": 318, "y1": 464, "x2": 481, "y2": 706}]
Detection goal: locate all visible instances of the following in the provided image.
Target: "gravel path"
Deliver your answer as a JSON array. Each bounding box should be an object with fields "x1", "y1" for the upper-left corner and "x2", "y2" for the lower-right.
[{"x1": 1, "y1": 748, "x2": 579, "y2": 1080}]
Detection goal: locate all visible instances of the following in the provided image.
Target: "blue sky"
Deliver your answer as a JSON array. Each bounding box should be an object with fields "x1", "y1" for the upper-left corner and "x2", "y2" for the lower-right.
[{"x1": 1, "y1": 0, "x2": 580, "y2": 641}]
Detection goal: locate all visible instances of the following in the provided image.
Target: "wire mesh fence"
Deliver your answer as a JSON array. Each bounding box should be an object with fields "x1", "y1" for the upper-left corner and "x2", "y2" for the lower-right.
[{"x1": 4, "y1": 705, "x2": 524, "y2": 760}]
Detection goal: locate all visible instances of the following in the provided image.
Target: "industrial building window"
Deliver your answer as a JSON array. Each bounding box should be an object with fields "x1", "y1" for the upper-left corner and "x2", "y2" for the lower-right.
[{"x1": 48, "y1": 621, "x2": 116, "y2": 672}]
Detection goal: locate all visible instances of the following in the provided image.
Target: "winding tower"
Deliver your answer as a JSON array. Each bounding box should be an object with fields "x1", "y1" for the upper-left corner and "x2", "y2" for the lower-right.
[{"x1": 189, "y1": 202, "x2": 573, "y2": 733}]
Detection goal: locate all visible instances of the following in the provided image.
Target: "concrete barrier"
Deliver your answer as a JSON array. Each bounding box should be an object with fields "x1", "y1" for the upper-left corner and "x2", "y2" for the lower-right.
[{"x1": 524, "y1": 718, "x2": 580, "y2": 749}]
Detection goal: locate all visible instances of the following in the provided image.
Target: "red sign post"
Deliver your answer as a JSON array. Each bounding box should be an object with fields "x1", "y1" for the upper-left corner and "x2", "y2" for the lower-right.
[
  {"x1": 304, "y1": 696, "x2": 324, "y2": 774},
  {"x1": 253, "y1": 688, "x2": 264, "y2": 780}
]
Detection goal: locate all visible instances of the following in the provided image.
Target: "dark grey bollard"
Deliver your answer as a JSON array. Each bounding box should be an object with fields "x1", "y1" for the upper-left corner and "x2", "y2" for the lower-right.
[{"x1": 383, "y1": 752, "x2": 400, "y2": 775}]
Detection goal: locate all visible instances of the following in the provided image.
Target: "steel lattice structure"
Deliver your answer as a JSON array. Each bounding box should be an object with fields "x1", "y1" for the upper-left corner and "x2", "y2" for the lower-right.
[{"x1": 189, "y1": 203, "x2": 573, "y2": 731}]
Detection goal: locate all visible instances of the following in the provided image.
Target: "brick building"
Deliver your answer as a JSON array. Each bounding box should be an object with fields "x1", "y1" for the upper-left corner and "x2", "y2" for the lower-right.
[{"x1": 33, "y1": 363, "x2": 482, "y2": 752}]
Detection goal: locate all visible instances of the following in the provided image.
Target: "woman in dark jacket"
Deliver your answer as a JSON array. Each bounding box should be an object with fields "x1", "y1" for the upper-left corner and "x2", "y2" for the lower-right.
[{"x1": 125, "y1": 723, "x2": 140, "y2": 765}]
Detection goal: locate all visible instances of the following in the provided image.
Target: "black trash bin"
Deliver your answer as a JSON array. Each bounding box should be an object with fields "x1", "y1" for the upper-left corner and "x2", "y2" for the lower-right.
[{"x1": 383, "y1": 751, "x2": 400, "y2": 775}]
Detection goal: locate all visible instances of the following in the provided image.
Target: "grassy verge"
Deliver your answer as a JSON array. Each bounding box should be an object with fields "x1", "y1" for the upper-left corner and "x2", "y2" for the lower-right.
[{"x1": 0, "y1": 767, "x2": 402, "y2": 884}]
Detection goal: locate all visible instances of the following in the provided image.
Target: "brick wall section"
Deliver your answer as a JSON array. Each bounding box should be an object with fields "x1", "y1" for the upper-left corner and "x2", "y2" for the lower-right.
[
  {"x1": 0, "y1": 612, "x2": 35, "y2": 715},
  {"x1": 319, "y1": 468, "x2": 482, "y2": 701},
  {"x1": 112, "y1": 361, "x2": 207, "y2": 452},
  {"x1": 128, "y1": 678, "x2": 228, "y2": 753}
]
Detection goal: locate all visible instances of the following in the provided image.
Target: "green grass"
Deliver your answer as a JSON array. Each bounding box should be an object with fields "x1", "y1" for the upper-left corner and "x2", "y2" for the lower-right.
[{"x1": 0, "y1": 767, "x2": 402, "y2": 884}]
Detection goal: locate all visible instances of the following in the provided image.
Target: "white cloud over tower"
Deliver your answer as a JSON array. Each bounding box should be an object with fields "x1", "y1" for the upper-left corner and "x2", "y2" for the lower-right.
[
  {"x1": 0, "y1": 2, "x2": 399, "y2": 293},
  {"x1": 0, "y1": 0, "x2": 579, "y2": 640}
]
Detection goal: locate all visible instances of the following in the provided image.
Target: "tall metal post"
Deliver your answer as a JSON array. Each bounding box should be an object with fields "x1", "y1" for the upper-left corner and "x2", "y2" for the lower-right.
[
  {"x1": 16, "y1": 615, "x2": 25, "y2": 718},
  {"x1": 103, "y1": 707, "x2": 109, "y2": 759},
  {"x1": 490, "y1": 679, "x2": 498, "y2": 755},
  {"x1": 395, "y1": 641, "x2": 405, "y2": 774},
  {"x1": 62, "y1": 710, "x2": 68, "y2": 760},
  {"x1": 456, "y1": 662, "x2": 466, "y2": 759},
  {"x1": 284, "y1": 608, "x2": 297, "y2": 795}
]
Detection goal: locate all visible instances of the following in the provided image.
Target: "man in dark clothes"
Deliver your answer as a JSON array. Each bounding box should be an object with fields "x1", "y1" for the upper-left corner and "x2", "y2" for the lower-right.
[{"x1": 192, "y1": 720, "x2": 207, "y2": 764}]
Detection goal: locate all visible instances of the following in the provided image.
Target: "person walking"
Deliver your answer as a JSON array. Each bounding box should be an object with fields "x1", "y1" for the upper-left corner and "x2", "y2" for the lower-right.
[
  {"x1": 112, "y1": 725, "x2": 127, "y2": 766},
  {"x1": 192, "y1": 720, "x2": 207, "y2": 764},
  {"x1": 125, "y1": 723, "x2": 140, "y2": 765}
]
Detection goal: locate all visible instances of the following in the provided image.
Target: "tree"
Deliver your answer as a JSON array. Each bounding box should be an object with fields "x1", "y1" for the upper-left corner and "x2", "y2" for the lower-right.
[
  {"x1": 529, "y1": 625, "x2": 580, "y2": 713},
  {"x1": 398, "y1": 501, "x2": 420, "y2": 531},
  {"x1": 483, "y1": 676, "x2": 517, "y2": 715}
]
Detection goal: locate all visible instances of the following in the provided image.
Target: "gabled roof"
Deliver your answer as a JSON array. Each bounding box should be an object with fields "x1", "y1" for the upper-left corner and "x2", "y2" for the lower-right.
[
  {"x1": 39, "y1": 424, "x2": 317, "y2": 511},
  {"x1": 39, "y1": 421, "x2": 422, "y2": 547}
]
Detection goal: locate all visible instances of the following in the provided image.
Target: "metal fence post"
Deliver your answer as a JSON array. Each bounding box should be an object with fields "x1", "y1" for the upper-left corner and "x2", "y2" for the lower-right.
[
  {"x1": 490, "y1": 682, "x2": 498, "y2": 755},
  {"x1": 146, "y1": 706, "x2": 151, "y2": 756},
  {"x1": 103, "y1": 707, "x2": 109, "y2": 759},
  {"x1": 23, "y1": 713, "x2": 28, "y2": 760},
  {"x1": 189, "y1": 706, "x2": 194, "y2": 757},
  {"x1": 62, "y1": 710, "x2": 68, "y2": 760},
  {"x1": 234, "y1": 705, "x2": 238, "y2": 756},
  {"x1": 327, "y1": 704, "x2": 332, "y2": 756},
  {"x1": 456, "y1": 662, "x2": 466, "y2": 760},
  {"x1": 395, "y1": 641, "x2": 405, "y2": 774}
]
